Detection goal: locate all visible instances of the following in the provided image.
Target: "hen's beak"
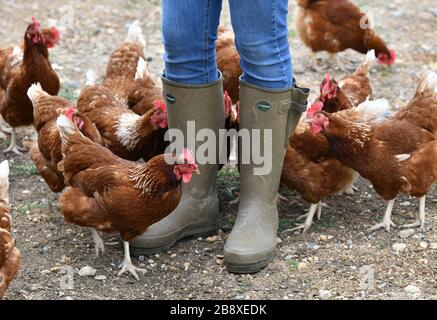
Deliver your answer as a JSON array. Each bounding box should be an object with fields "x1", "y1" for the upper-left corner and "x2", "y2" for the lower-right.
[
  {"x1": 194, "y1": 167, "x2": 200, "y2": 175},
  {"x1": 303, "y1": 117, "x2": 312, "y2": 124}
]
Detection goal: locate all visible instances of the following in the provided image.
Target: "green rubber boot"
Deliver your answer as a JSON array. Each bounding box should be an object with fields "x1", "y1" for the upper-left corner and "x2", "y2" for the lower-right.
[
  {"x1": 224, "y1": 80, "x2": 309, "y2": 274},
  {"x1": 130, "y1": 75, "x2": 225, "y2": 256}
]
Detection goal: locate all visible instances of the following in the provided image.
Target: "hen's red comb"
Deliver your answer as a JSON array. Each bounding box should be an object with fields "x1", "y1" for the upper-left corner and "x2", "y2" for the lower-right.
[
  {"x1": 388, "y1": 49, "x2": 396, "y2": 65},
  {"x1": 153, "y1": 100, "x2": 167, "y2": 113},
  {"x1": 65, "y1": 106, "x2": 75, "y2": 120},
  {"x1": 307, "y1": 101, "x2": 324, "y2": 118},
  {"x1": 31, "y1": 17, "x2": 40, "y2": 27},
  {"x1": 324, "y1": 73, "x2": 332, "y2": 83},
  {"x1": 51, "y1": 27, "x2": 60, "y2": 41}
]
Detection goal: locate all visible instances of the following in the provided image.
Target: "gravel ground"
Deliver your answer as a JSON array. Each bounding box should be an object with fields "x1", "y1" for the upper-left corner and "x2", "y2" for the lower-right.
[{"x1": 0, "y1": 0, "x2": 436, "y2": 300}]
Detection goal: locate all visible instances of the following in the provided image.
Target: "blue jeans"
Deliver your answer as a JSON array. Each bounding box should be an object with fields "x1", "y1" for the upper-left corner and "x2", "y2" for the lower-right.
[{"x1": 162, "y1": 0, "x2": 293, "y2": 89}]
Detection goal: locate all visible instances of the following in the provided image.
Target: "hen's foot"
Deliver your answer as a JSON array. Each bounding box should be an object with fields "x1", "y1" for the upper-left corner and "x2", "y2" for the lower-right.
[
  {"x1": 118, "y1": 241, "x2": 145, "y2": 281},
  {"x1": 3, "y1": 129, "x2": 26, "y2": 154},
  {"x1": 118, "y1": 259, "x2": 146, "y2": 281},
  {"x1": 402, "y1": 220, "x2": 424, "y2": 229},
  {"x1": 287, "y1": 222, "x2": 312, "y2": 234},
  {"x1": 369, "y1": 219, "x2": 396, "y2": 232},
  {"x1": 283, "y1": 203, "x2": 319, "y2": 234},
  {"x1": 229, "y1": 196, "x2": 240, "y2": 206},
  {"x1": 3, "y1": 145, "x2": 24, "y2": 155}
]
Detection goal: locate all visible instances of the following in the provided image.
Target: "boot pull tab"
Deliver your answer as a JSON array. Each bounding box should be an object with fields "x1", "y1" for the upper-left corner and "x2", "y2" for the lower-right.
[
  {"x1": 165, "y1": 93, "x2": 176, "y2": 105},
  {"x1": 282, "y1": 86, "x2": 310, "y2": 148}
]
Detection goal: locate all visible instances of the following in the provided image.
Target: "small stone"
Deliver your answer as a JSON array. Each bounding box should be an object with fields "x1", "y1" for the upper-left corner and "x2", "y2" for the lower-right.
[
  {"x1": 306, "y1": 243, "x2": 320, "y2": 250},
  {"x1": 298, "y1": 262, "x2": 308, "y2": 270},
  {"x1": 429, "y1": 242, "x2": 437, "y2": 250},
  {"x1": 216, "y1": 259, "x2": 224, "y2": 266},
  {"x1": 346, "y1": 240, "x2": 353, "y2": 246},
  {"x1": 429, "y1": 8, "x2": 437, "y2": 17},
  {"x1": 418, "y1": 241, "x2": 429, "y2": 250},
  {"x1": 138, "y1": 256, "x2": 145, "y2": 262},
  {"x1": 319, "y1": 290, "x2": 332, "y2": 300},
  {"x1": 60, "y1": 256, "x2": 71, "y2": 264},
  {"x1": 31, "y1": 284, "x2": 44, "y2": 292},
  {"x1": 277, "y1": 237, "x2": 283, "y2": 244},
  {"x1": 41, "y1": 270, "x2": 51, "y2": 275},
  {"x1": 207, "y1": 235, "x2": 219, "y2": 243},
  {"x1": 399, "y1": 229, "x2": 415, "y2": 239},
  {"x1": 404, "y1": 285, "x2": 421, "y2": 294},
  {"x1": 22, "y1": 190, "x2": 31, "y2": 194},
  {"x1": 392, "y1": 243, "x2": 407, "y2": 254},
  {"x1": 399, "y1": 201, "x2": 412, "y2": 207},
  {"x1": 184, "y1": 262, "x2": 191, "y2": 271},
  {"x1": 319, "y1": 235, "x2": 328, "y2": 242},
  {"x1": 79, "y1": 266, "x2": 97, "y2": 277},
  {"x1": 50, "y1": 267, "x2": 61, "y2": 273},
  {"x1": 95, "y1": 275, "x2": 107, "y2": 281},
  {"x1": 170, "y1": 253, "x2": 177, "y2": 258}
]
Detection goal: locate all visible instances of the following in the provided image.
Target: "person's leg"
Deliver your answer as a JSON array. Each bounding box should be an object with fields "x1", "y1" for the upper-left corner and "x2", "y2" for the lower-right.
[
  {"x1": 130, "y1": 0, "x2": 226, "y2": 255},
  {"x1": 229, "y1": 0, "x2": 293, "y2": 89},
  {"x1": 162, "y1": 0, "x2": 222, "y2": 84},
  {"x1": 224, "y1": 0, "x2": 309, "y2": 273}
]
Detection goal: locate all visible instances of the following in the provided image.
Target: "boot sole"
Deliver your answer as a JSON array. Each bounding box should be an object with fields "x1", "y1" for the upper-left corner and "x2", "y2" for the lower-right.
[
  {"x1": 130, "y1": 222, "x2": 219, "y2": 256},
  {"x1": 225, "y1": 254, "x2": 275, "y2": 274}
]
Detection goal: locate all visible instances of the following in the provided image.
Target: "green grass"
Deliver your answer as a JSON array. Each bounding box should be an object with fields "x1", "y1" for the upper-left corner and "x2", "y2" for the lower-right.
[
  {"x1": 17, "y1": 199, "x2": 50, "y2": 214},
  {"x1": 59, "y1": 87, "x2": 77, "y2": 102},
  {"x1": 288, "y1": 259, "x2": 299, "y2": 271},
  {"x1": 217, "y1": 166, "x2": 240, "y2": 198},
  {"x1": 313, "y1": 216, "x2": 338, "y2": 230},
  {"x1": 13, "y1": 164, "x2": 38, "y2": 176},
  {"x1": 278, "y1": 218, "x2": 297, "y2": 233}
]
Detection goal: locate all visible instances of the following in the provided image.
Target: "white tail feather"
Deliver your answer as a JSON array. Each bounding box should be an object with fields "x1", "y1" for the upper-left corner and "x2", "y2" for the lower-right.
[
  {"x1": 135, "y1": 57, "x2": 149, "y2": 80},
  {"x1": 422, "y1": 71, "x2": 437, "y2": 94},
  {"x1": 0, "y1": 160, "x2": 9, "y2": 179},
  {"x1": 126, "y1": 20, "x2": 146, "y2": 49},
  {"x1": 10, "y1": 46, "x2": 23, "y2": 66},
  {"x1": 356, "y1": 98, "x2": 391, "y2": 122},
  {"x1": 364, "y1": 49, "x2": 376, "y2": 67},
  {"x1": 27, "y1": 83, "x2": 45, "y2": 105},
  {"x1": 395, "y1": 154, "x2": 411, "y2": 162},
  {"x1": 86, "y1": 69, "x2": 96, "y2": 86}
]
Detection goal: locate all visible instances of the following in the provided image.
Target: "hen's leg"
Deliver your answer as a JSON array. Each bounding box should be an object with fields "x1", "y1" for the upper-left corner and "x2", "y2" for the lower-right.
[
  {"x1": 311, "y1": 53, "x2": 324, "y2": 72},
  {"x1": 284, "y1": 203, "x2": 318, "y2": 234},
  {"x1": 118, "y1": 241, "x2": 146, "y2": 281},
  {"x1": 402, "y1": 196, "x2": 426, "y2": 229},
  {"x1": 3, "y1": 128, "x2": 25, "y2": 155},
  {"x1": 0, "y1": 115, "x2": 12, "y2": 137},
  {"x1": 369, "y1": 199, "x2": 396, "y2": 232},
  {"x1": 278, "y1": 193, "x2": 288, "y2": 202},
  {"x1": 317, "y1": 202, "x2": 323, "y2": 220},
  {"x1": 330, "y1": 53, "x2": 350, "y2": 72},
  {"x1": 89, "y1": 228, "x2": 105, "y2": 257},
  {"x1": 297, "y1": 202, "x2": 325, "y2": 221}
]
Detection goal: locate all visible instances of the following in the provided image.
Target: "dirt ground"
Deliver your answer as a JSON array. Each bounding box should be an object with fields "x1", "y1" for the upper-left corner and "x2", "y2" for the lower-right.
[{"x1": 1, "y1": 0, "x2": 436, "y2": 300}]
